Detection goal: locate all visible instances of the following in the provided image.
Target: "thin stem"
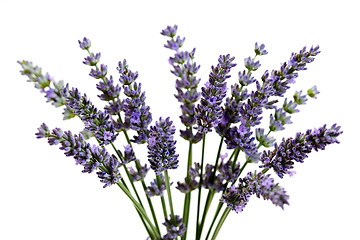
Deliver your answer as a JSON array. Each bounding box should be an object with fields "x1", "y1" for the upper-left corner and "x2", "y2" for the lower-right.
[
  {"x1": 203, "y1": 148, "x2": 240, "y2": 240},
  {"x1": 204, "y1": 202, "x2": 224, "y2": 240},
  {"x1": 195, "y1": 134, "x2": 206, "y2": 240},
  {"x1": 111, "y1": 143, "x2": 145, "y2": 208},
  {"x1": 165, "y1": 170, "x2": 175, "y2": 220},
  {"x1": 211, "y1": 207, "x2": 231, "y2": 240},
  {"x1": 157, "y1": 174, "x2": 168, "y2": 219},
  {"x1": 116, "y1": 182, "x2": 160, "y2": 240},
  {"x1": 181, "y1": 137, "x2": 193, "y2": 240},
  {"x1": 197, "y1": 137, "x2": 224, "y2": 239},
  {"x1": 198, "y1": 190, "x2": 215, "y2": 239}
]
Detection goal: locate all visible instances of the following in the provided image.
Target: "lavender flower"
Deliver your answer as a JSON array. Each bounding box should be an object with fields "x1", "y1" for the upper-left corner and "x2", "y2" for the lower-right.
[
  {"x1": 162, "y1": 215, "x2": 186, "y2": 239},
  {"x1": 221, "y1": 171, "x2": 289, "y2": 213},
  {"x1": 220, "y1": 184, "x2": 251, "y2": 213},
  {"x1": 238, "y1": 70, "x2": 256, "y2": 87},
  {"x1": 162, "y1": 25, "x2": 202, "y2": 143},
  {"x1": 36, "y1": 123, "x2": 122, "y2": 188},
  {"x1": 269, "y1": 107, "x2": 292, "y2": 132},
  {"x1": 245, "y1": 171, "x2": 289, "y2": 209},
  {"x1": 62, "y1": 86, "x2": 118, "y2": 145},
  {"x1": 18, "y1": 61, "x2": 71, "y2": 118},
  {"x1": 263, "y1": 45, "x2": 321, "y2": 97},
  {"x1": 283, "y1": 98, "x2": 299, "y2": 114},
  {"x1": 122, "y1": 144, "x2": 137, "y2": 164},
  {"x1": 79, "y1": 37, "x2": 124, "y2": 130},
  {"x1": 255, "y1": 128, "x2": 275, "y2": 148},
  {"x1": 293, "y1": 90, "x2": 308, "y2": 105},
  {"x1": 244, "y1": 57, "x2": 261, "y2": 71},
  {"x1": 307, "y1": 85, "x2": 320, "y2": 98},
  {"x1": 96, "y1": 75, "x2": 121, "y2": 102},
  {"x1": 83, "y1": 52, "x2": 101, "y2": 66},
  {"x1": 78, "y1": 37, "x2": 91, "y2": 50},
  {"x1": 254, "y1": 42, "x2": 268, "y2": 56},
  {"x1": 147, "y1": 117, "x2": 179, "y2": 174},
  {"x1": 117, "y1": 59, "x2": 152, "y2": 143},
  {"x1": 146, "y1": 174, "x2": 166, "y2": 197},
  {"x1": 128, "y1": 163, "x2": 149, "y2": 182},
  {"x1": 177, "y1": 162, "x2": 200, "y2": 193},
  {"x1": 223, "y1": 124, "x2": 258, "y2": 157},
  {"x1": 195, "y1": 54, "x2": 236, "y2": 134},
  {"x1": 260, "y1": 124, "x2": 343, "y2": 178},
  {"x1": 160, "y1": 25, "x2": 178, "y2": 38}
]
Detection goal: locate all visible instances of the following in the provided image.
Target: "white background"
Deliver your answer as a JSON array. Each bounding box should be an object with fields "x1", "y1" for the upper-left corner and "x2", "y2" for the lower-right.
[{"x1": 1, "y1": 0, "x2": 359, "y2": 239}]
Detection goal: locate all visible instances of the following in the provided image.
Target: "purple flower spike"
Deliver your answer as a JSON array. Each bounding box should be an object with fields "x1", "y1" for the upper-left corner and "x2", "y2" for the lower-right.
[
  {"x1": 162, "y1": 26, "x2": 202, "y2": 142},
  {"x1": 38, "y1": 125, "x2": 122, "y2": 188},
  {"x1": 260, "y1": 124, "x2": 342, "y2": 178},
  {"x1": 195, "y1": 54, "x2": 236, "y2": 134},
  {"x1": 62, "y1": 86, "x2": 118, "y2": 145},
  {"x1": 147, "y1": 117, "x2": 179, "y2": 174},
  {"x1": 221, "y1": 171, "x2": 289, "y2": 213}
]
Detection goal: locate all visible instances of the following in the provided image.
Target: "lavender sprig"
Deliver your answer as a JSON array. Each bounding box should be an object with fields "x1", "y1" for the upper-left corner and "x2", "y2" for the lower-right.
[
  {"x1": 36, "y1": 123, "x2": 122, "y2": 188},
  {"x1": 260, "y1": 124, "x2": 343, "y2": 178},
  {"x1": 117, "y1": 59, "x2": 152, "y2": 143},
  {"x1": 62, "y1": 86, "x2": 118, "y2": 146},
  {"x1": 78, "y1": 37, "x2": 124, "y2": 123},
  {"x1": 162, "y1": 25, "x2": 202, "y2": 143},
  {"x1": 221, "y1": 171, "x2": 289, "y2": 213},
  {"x1": 147, "y1": 117, "x2": 179, "y2": 174},
  {"x1": 17, "y1": 60, "x2": 74, "y2": 119},
  {"x1": 195, "y1": 54, "x2": 237, "y2": 134}
]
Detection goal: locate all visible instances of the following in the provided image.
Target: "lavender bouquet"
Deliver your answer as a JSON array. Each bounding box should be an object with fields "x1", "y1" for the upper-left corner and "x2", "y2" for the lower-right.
[{"x1": 18, "y1": 25, "x2": 342, "y2": 240}]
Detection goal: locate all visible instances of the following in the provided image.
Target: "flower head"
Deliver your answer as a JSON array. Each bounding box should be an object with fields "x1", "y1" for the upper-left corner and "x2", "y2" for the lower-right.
[
  {"x1": 147, "y1": 117, "x2": 179, "y2": 174},
  {"x1": 195, "y1": 54, "x2": 236, "y2": 134},
  {"x1": 260, "y1": 124, "x2": 342, "y2": 178}
]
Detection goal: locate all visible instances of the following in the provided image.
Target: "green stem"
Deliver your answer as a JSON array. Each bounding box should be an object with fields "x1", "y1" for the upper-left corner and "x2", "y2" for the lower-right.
[
  {"x1": 197, "y1": 137, "x2": 224, "y2": 239},
  {"x1": 203, "y1": 148, "x2": 240, "y2": 240},
  {"x1": 116, "y1": 182, "x2": 160, "y2": 240},
  {"x1": 181, "y1": 138, "x2": 193, "y2": 240},
  {"x1": 198, "y1": 190, "x2": 215, "y2": 239},
  {"x1": 157, "y1": 174, "x2": 168, "y2": 219},
  {"x1": 204, "y1": 202, "x2": 224, "y2": 240},
  {"x1": 195, "y1": 134, "x2": 206, "y2": 240},
  {"x1": 111, "y1": 143, "x2": 145, "y2": 208},
  {"x1": 211, "y1": 207, "x2": 231, "y2": 240},
  {"x1": 165, "y1": 170, "x2": 175, "y2": 220}
]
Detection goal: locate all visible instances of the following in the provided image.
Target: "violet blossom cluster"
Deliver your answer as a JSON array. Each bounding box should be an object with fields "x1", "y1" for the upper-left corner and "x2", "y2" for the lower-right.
[
  {"x1": 147, "y1": 117, "x2": 179, "y2": 174},
  {"x1": 260, "y1": 124, "x2": 342, "y2": 178},
  {"x1": 195, "y1": 54, "x2": 237, "y2": 134},
  {"x1": 79, "y1": 37, "x2": 123, "y2": 118},
  {"x1": 62, "y1": 86, "x2": 118, "y2": 146},
  {"x1": 36, "y1": 123, "x2": 122, "y2": 188},
  {"x1": 221, "y1": 171, "x2": 289, "y2": 213},
  {"x1": 162, "y1": 25, "x2": 202, "y2": 143}
]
